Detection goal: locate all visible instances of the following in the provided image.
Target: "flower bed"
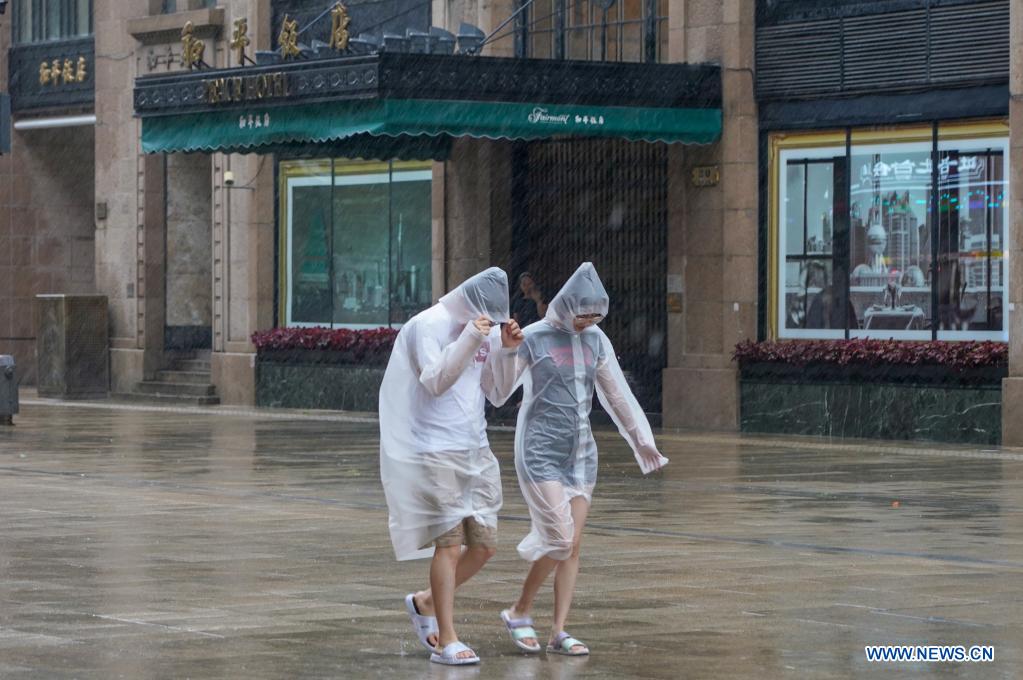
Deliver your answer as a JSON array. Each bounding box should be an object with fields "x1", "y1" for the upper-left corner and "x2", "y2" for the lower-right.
[
  {"x1": 733, "y1": 339, "x2": 1007, "y2": 370},
  {"x1": 251, "y1": 327, "x2": 397, "y2": 363},
  {"x1": 252, "y1": 327, "x2": 397, "y2": 411},
  {"x1": 734, "y1": 340, "x2": 1006, "y2": 445}
]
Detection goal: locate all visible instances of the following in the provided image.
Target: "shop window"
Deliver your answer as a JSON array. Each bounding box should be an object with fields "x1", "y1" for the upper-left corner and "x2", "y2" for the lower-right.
[
  {"x1": 771, "y1": 123, "x2": 1008, "y2": 341},
  {"x1": 280, "y1": 158, "x2": 433, "y2": 329},
  {"x1": 13, "y1": 0, "x2": 92, "y2": 44}
]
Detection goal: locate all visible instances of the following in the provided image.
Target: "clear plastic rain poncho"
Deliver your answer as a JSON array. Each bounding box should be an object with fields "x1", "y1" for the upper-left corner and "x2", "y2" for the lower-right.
[
  {"x1": 379, "y1": 267, "x2": 510, "y2": 561},
  {"x1": 484, "y1": 263, "x2": 668, "y2": 562}
]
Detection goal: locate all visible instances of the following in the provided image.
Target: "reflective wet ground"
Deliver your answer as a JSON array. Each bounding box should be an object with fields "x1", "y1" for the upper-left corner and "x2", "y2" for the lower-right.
[{"x1": 1, "y1": 398, "x2": 1021, "y2": 679}]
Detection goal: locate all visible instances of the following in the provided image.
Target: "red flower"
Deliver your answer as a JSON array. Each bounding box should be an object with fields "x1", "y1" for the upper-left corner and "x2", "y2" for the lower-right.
[
  {"x1": 252, "y1": 326, "x2": 399, "y2": 361},
  {"x1": 732, "y1": 339, "x2": 1007, "y2": 370}
]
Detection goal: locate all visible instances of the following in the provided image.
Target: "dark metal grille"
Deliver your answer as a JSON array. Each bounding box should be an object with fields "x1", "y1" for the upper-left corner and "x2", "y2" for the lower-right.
[
  {"x1": 756, "y1": 0, "x2": 1009, "y2": 99},
  {"x1": 515, "y1": 139, "x2": 667, "y2": 413}
]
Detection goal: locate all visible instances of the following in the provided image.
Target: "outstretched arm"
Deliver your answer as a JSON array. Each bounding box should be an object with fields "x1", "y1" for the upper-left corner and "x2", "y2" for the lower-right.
[
  {"x1": 593, "y1": 331, "x2": 669, "y2": 474},
  {"x1": 417, "y1": 320, "x2": 488, "y2": 397}
]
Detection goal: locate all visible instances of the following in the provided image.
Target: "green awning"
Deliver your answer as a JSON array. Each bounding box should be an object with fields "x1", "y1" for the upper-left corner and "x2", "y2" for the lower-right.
[{"x1": 141, "y1": 98, "x2": 721, "y2": 154}]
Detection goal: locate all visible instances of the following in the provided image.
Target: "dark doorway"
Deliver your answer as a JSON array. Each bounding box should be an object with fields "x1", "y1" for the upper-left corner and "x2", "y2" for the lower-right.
[{"x1": 511, "y1": 139, "x2": 668, "y2": 414}]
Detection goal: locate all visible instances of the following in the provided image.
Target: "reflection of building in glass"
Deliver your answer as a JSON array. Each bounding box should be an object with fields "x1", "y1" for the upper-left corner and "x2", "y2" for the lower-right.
[
  {"x1": 851, "y1": 218, "x2": 888, "y2": 286},
  {"x1": 963, "y1": 232, "x2": 1002, "y2": 288},
  {"x1": 888, "y1": 215, "x2": 920, "y2": 275},
  {"x1": 805, "y1": 213, "x2": 833, "y2": 254},
  {"x1": 851, "y1": 191, "x2": 930, "y2": 287}
]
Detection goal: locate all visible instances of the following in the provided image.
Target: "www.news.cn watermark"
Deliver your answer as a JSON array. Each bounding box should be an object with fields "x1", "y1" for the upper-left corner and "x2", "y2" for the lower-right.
[{"x1": 865, "y1": 645, "x2": 994, "y2": 663}]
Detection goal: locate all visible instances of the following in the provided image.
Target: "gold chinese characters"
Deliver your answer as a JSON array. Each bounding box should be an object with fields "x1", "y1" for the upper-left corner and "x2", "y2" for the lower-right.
[
  {"x1": 231, "y1": 17, "x2": 251, "y2": 66},
  {"x1": 279, "y1": 15, "x2": 301, "y2": 59},
  {"x1": 38, "y1": 55, "x2": 88, "y2": 86},
  {"x1": 181, "y1": 21, "x2": 206, "y2": 70},
  {"x1": 329, "y1": 3, "x2": 351, "y2": 52}
]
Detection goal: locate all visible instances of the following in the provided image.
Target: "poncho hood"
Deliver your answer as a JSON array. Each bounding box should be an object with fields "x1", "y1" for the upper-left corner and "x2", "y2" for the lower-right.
[
  {"x1": 545, "y1": 263, "x2": 610, "y2": 332},
  {"x1": 439, "y1": 267, "x2": 510, "y2": 324}
]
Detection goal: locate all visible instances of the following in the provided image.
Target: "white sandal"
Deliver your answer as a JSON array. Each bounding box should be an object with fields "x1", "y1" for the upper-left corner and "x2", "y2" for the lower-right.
[
  {"x1": 404, "y1": 593, "x2": 438, "y2": 652},
  {"x1": 430, "y1": 640, "x2": 480, "y2": 665}
]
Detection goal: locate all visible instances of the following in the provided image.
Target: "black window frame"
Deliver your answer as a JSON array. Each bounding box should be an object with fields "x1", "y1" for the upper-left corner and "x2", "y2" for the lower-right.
[
  {"x1": 516, "y1": 0, "x2": 665, "y2": 63},
  {"x1": 12, "y1": 0, "x2": 93, "y2": 45},
  {"x1": 776, "y1": 124, "x2": 1008, "y2": 341}
]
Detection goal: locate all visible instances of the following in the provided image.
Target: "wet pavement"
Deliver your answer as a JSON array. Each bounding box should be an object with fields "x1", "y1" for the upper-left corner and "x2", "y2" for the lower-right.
[{"x1": 1, "y1": 397, "x2": 1021, "y2": 679}]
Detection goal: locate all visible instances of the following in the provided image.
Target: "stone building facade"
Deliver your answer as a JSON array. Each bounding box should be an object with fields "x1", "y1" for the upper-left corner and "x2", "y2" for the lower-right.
[{"x1": 7, "y1": 0, "x2": 1023, "y2": 443}]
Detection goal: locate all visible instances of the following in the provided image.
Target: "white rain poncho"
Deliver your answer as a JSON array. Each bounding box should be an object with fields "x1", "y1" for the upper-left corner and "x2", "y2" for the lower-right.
[
  {"x1": 484, "y1": 263, "x2": 668, "y2": 562},
  {"x1": 379, "y1": 267, "x2": 510, "y2": 561}
]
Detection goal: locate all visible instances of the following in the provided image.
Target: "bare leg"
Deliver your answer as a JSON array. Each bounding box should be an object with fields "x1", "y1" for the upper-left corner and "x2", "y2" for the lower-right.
[
  {"x1": 428, "y1": 545, "x2": 476, "y2": 660},
  {"x1": 507, "y1": 481, "x2": 576, "y2": 649},
  {"x1": 504, "y1": 556, "x2": 558, "y2": 648},
  {"x1": 550, "y1": 497, "x2": 589, "y2": 653},
  {"x1": 415, "y1": 545, "x2": 496, "y2": 646}
]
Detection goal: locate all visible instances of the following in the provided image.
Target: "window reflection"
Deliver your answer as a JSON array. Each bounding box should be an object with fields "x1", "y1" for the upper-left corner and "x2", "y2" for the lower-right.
[
  {"x1": 935, "y1": 146, "x2": 1005, "y2": 338},
  {"x1": 849, "y1": 143, "x2": 932, "y2": 338},
  {"x1": 782, "y1": 154, "x2": 846, "y2": 336},
  {"x1": 281, "y1": 159, "x2": 432, "y2": 329},
  {"x1": 776, "y1": 128, "x2": 1008, "y2": 342}
]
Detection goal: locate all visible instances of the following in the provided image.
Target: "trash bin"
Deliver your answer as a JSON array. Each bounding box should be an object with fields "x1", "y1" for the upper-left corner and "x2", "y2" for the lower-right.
[{"x1": 0, "y1": 355, "x2": 17, "y2": 425}]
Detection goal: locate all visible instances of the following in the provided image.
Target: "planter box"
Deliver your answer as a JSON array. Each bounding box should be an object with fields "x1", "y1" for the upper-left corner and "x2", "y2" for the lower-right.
[
  {"x1": 256, "y1": 350, "x2": 386, "y2": 412},
  {"x1": 739, "y1": 362, "x2": 1005, "y2": 445}
]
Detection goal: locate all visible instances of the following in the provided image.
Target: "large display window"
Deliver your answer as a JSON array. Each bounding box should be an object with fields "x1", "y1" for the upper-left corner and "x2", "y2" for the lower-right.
[
  {"x1": 770, "y1": 122, "x2": 1008, "y2": 341},
  {"x1": 279, "y1": 158, "x2": 432, "y2": 328}
]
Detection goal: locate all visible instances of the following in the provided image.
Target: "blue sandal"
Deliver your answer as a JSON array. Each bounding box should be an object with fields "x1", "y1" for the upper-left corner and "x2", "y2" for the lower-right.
[
  {"x1": 501, "y1": 609, "x2": 541, "y2": 653},
  {"x1": 547, "y1": 631, "x2": 589, "y2": 656}
]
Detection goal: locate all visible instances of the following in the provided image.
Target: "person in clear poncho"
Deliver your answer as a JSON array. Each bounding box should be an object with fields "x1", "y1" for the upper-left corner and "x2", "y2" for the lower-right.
[
  {"x1": 379, "y1": 266, "x2": 524, "y2": 666},
  {"x1": 484, "y1": 262, "x2": 668, "y2": 656}
]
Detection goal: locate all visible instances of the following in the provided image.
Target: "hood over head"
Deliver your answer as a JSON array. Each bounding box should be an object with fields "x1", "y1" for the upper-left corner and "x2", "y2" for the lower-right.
[
  {"x1": 438, "y1": 267, "x2": 510, "y2": 324},
  {"x1": 545, "y1": 262, "x2": 609, "y2": 331}
]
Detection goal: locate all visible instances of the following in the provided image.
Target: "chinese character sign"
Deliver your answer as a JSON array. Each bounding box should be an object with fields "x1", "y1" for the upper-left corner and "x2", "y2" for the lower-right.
[
  {"x1": 279, "y1": 16, "x2": 301, "y2": 59},
  {"x1": 38, "y1": 55, "x2": 88, "y2": 86}
]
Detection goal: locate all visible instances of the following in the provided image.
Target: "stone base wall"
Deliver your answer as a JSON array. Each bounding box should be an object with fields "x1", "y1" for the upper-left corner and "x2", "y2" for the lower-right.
[
  {"x1": 256, "y1": 359, "x2": 384, "y2": 412},
  {"x1": 741, "y1": 379, "x2": 1001, "y2": 445}
]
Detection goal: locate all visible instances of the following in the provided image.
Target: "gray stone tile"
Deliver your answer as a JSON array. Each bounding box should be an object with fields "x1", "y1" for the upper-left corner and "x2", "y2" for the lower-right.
[{"x1": 1, "y1": 401, "x2": 1020, "y2": 678}]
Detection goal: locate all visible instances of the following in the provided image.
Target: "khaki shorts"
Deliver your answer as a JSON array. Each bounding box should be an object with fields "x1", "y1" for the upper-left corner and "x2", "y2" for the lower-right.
[{"x1": 423, "y1": 518, "x2": 497, "y2": 550}]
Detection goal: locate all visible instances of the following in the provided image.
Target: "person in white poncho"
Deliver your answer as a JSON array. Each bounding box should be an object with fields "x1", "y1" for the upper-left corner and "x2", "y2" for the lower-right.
[
  {"x1": 379, "y1": 267, "x2": 524, "y2": 666},
  {"x1": 485, "y1": 262, "x2": 669, "y2": 656}
]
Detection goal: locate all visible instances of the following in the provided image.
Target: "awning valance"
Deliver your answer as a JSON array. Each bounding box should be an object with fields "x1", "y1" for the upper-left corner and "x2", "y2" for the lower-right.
[
  {"x1": 135, "y1": 53, "x2": 721, "y2": 155},
  {"x1": 141, "y1": 97, "x2": 721, "y2": 154}
]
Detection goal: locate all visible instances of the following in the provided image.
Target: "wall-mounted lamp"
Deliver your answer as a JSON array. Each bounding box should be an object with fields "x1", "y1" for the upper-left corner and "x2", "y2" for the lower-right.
[
  {"x1": 223, "y1": 170, "x2": 255, "y2": 190},
  {"x1": 0, "y1": 0, "x2": 8, "y2": 16}
]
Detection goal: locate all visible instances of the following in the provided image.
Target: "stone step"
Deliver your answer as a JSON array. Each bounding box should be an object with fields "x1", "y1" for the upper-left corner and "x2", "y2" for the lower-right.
[
  {"x1": 137, "y1": 381, "x2": 217, "y2": 397},
  {"x1": 155, "y1": 370, "x2": 212, "y2": 384},
  {"x1": 111, "y1": 392, "x2": 221, "y2": 406},
  {"x1": 173, "y1": 360, "x2": 212, "y2": 372}
]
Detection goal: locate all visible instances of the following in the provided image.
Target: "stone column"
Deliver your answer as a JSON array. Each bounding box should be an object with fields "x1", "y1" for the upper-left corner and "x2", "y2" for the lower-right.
[
  {"x1": 427, "y1": 0, "x2": 516, "y2": 301},
  {"x1": 95, "y1": 0, "x2": 151, "y2": 393},
  {"x1": 441, "y1": 138, "x2": 494, "y2": 291},
  {"x1": 1001, "y1": 0, "x2": 1023, "y2": 444},
  {"x1": 210, "y1": 0, "x2": 275, "y2": 406},
  {"x1": 662, "y1": 0, "x2": 758, "y2": 430}
]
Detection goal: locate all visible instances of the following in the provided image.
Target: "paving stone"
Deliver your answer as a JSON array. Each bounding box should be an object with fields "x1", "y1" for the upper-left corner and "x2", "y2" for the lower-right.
[{"x1": 0, "y1": 401, "x2": 1020, "y2": 678}]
